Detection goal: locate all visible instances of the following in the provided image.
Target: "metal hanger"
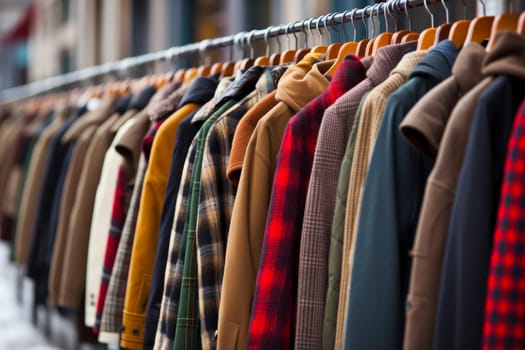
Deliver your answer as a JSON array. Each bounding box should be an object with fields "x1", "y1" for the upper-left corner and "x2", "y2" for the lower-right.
[
  {"x1": 294, "y1": 17, "x2": 313, "y2": 63},
  {"x1": 254, "y1": 27, "x2": 271, "y2": 66},
  {"x1": 433, "y1": 0, "x2": 452, "y2": 45},
  {"x1": 372, "y1": 1, "x2": 394, "y2": 55},
  {"x1": 465, "y1": 0, "x2": 495, "y2": 44},
  {"x1": 326, "y1": 9, "x2": 360, "y2": 76},
  {"x1": 448, "y1": 0, "x2": 471, "y2": 48},
  {"x1": 356, "y1": 6, "x2": 372, "y2": 56},
  {"x1": 269, "y1": 26, "x2": 283, "y2": 65},
  {"x1": 365, "y1": 3, "x2": 380, "y2": 55},
  {"x1": 416, "y1": 0, "x2": 438, "y2": 50},
  {"x1": 327, "y1": 12, "x2": 343, "y2": 59},
  {"x1": 312, "y1": 14, "x2": 328, "y2": 53},
  {"x1": 280, "y1": 22, "x2": 297, "y2": 64},
  {"x1": 390, "y1": 0, "x2": 411, "y2": 43},
  {"x1": 486, "y1": 5, "x2": 520, "y2": 51}
]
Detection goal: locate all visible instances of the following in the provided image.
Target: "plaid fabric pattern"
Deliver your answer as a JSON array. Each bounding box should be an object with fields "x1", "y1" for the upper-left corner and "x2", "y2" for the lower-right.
[
  {"x1": 173, "y1": 100, "x2": 237, "y2": 349},
  {"x1": 100, "y1": 155, "x2": 147, "y2": 338},
  {"x1": 483, "y1": 100, "x2": 525, "y2": 349},
  {"x1": 155, "y1": 81, "x2": 234, "y2": 350},
  {"x1": 94, "y1": 165, "x2": 127, "y2": 334},
  {"x1": 155, "y1": 142, "x2": 196, "y2": 350},
  {"x1": 247, "y1": 56, "x2": 363, "y2": 349},
  {"x1": 294, "y1": 55, "x2": 367, "y2": 350},
  {"x1": 99, "y1": 122, "x2": 159, "y2": 338},
  {"x1": 197, "y1": 92, "x2": 259, "y2": 349}
]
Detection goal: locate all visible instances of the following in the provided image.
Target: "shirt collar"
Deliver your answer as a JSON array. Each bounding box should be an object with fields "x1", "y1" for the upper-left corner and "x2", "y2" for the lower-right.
[
  {"x1": 216, "y1": 65, "x2": 266, "y2": 105},
  {"x1": 190, "y1": 77, "x2": 235, "y2": 124},
  {"x1": 178, "y1": 75, "x2": 219, "y2": 108},
  {"x1": 367, "y1": 41, "x2": 417, "y2": 86},
  {"x1": 113, "y1": 93, "x2": 133, "y2": 114},
  {"x1": 409, "y1": 39, "x2": 458, "y2": 81},
  {"x1": 129, "y1": 85, "x2": 157, "y2": 110}
]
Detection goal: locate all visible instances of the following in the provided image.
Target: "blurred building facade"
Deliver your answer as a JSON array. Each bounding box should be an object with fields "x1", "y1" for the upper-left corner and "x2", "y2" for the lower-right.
[{"x1": 0, "y1": 0, "x2": 520, "y2": 90}]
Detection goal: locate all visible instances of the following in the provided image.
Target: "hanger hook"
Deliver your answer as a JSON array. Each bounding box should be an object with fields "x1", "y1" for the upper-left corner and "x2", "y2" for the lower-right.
[
  {"x1": 273, "y1": 26, "x2": 282, "y2": 53},
  {"x1": 303, "y1": 17, "x2": 312, "y2": 47},
  {"x1": 329, "y1": 12, "x2": 339, "y2": 43},
  {"x1": 388, "y1": 0, "x2": 399, "y2": 32},
  {"x1": 284, "y1": 23, "x2": 291, "y2": 51},
  {"x1": 403, "y1": 0, "x2": 412, "y2": 31},
  {"x1": 307, "y1": 17, "x2": 316, "y2": 46},
  {"x1": 369, "y1": 5, "x2": 377, "y2": 38},
  {"x1": 423, "y1": 0, "x2": 434, "y2": 28},
  {"x1": 301, "y1": 18, "x2": 308, "y2": 48},
  {"x1": 323, "y1": 13, "x2": 333, "y2": 44},
  {"x1": 361, "y1": 6, "x2": 370, "y2": 39},
  {"x1": 382, "y1": 2, "x2": 389, "y2": 33},
  {"x1": 292, "y1": 21, "x2": 300, "y2": 50},
  {"x1": 264, "y1": 26, "x2": 271, "y2": 57},
  {"x1": 316, "y1": 15, "x2": 325, "y2": 46},
  {"x1": 350, "y1": 8, "x2": 358, "y2": 41},
  {"x1": 441, "y1": 0, "x2": 449, "y2": 23},
  {"x1": 340, "y1": 10, "x2": 350, "y2": 42},
  {"x1": 242, "y1": 31, "x2": 249, "y2": 58},
  {"x1": 479, "y1": 0, "x2": 486, "y2": 16},
  {"x1": 462, "y1": 0, "x2": 467, "y2": 19}
]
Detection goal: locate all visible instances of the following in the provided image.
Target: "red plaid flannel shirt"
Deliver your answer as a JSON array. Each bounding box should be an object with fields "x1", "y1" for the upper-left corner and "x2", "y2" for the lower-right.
[
  {"x1": 483, "y1": 99, "x2": 525, "y2": 349},
  {"x1": 247, "y1": 56, "x2": 366, "y2": 349},
  {"x1": 94, "y1": 166, "x2": 127, "y2": 334}
]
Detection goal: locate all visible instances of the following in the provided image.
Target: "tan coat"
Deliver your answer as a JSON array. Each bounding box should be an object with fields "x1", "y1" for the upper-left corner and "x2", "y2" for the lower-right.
[
  {"x1": 48, "y1": 95, "x2": 118, "y2": 307},
  {"x1": 217, "y1": 53, "x2": 330, "y2": 350},
  {"x1": 14, "y1": 104, "x2": 71, "y2": 265}
]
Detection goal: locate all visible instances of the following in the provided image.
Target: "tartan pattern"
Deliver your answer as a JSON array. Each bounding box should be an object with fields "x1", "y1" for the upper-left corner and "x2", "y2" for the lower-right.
[
  {"x1": 99, "y1": 121, "x2": 159, "y2": 338},
  {"x1": 173, "y1": 100, "x2": 237, "y2": 349},
  {"x1": 483, "y1": 100, "x2": 525, "y2": 349},
  {"x1": 155, "y1": 143, "x2": 196, "y2": 350},
  {"x1": 197, "y1": 93, "x2": 258, "y2": 349},
  {"x1": 100, "y1": 154, "x2": 147, "y2": 337},
  {"x1": 94, "y1": 165, "x2": 127, "y2": 333},
  {"x1": 155, "y1": 81, "x2": 235, "y2": 350},
  {"x1": 246, "y1": 56, "x2": 363, "y2": 349},
  {"x1": 294, "y1": 55, "x2": 368, "y2": 350}
]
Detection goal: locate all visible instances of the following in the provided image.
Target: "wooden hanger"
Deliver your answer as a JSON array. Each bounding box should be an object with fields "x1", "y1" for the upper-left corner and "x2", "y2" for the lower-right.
[
  {"x1": 197, "y1": 64, "x2": 211, "y2": 77},
  {"x1": 220, "y1": 62, "x2": 235, "y2": 78},
  {"x1": 486, "y1": 12, "x2": 520, "y2": 51},
  {"x1": 417, "y1": 0, "x2": 437, "y2": 50},
  {"x1": 465, "y1": 16, "x2": 494, "y2": 44},
  {"x1": 448, "y1": 19, "x2": 471, "y2": 48},
  {"x1": 210, "y1": 62, "x2": 223, "y2": 75},
  {"x1": 355, "y1": 6, "x2": 372, "y2": 57},
  {"x1": 326, "y1": 9, "x2": 359, "y2": 77},
  {"x1": 254, "y1": 26, "x2": 274, "y2": 66},
  {"x1": 310, "y1": 16, "x2": 328, "y2": 54},
  {"x1": 325, "y1": 13, "x2": 342, "y2": 60},
  {"x1": 293, "y1": 18, "x2": 313, "y2": 63},
  {"x1": 465, "y1": 1, "x2": 494, "y2": 45},
  {"x1": 270, "y1": 53, "x2": 282, "y2": 65},
  {"x1": 432, "y1": 0, "x2": 452, "y2": 45},
  {"x1": 294, "y1": 48, "x2": 311, "y2": 63},
  {"x1": 279, "y1": 23, "x2": 297, "y2": 64},
  {"x1": 371, "y1": 3, "x2": 393, "y2": 55},
  {"x1": 173, "y1": 68, "x2": 186, "y2": 83},
  {"x1": 183, "y1": 67, "x2": 198, "y2": 85},
  {"x1": 363, "y1": 5, "x2": 379, "y2": 56},
  {"x1": 518, "y1": 11, "x2": 525, "y2": 34}
]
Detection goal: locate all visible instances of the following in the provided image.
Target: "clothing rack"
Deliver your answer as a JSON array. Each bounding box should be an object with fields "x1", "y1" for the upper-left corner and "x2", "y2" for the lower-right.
[{"x1": 0, "y1": 0, "x2": 442, "y2": 103}]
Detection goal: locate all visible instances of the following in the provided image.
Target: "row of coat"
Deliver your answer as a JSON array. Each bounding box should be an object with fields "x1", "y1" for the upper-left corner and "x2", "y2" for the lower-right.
[{"x1": 0, "y1": 30, "x2": 524, "y2": 350}]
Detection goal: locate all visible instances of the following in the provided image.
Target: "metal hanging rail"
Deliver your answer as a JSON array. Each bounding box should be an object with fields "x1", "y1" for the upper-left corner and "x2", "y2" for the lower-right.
[{"x1": 0, "y1": 0, "x2": 441, "y2": 103}]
